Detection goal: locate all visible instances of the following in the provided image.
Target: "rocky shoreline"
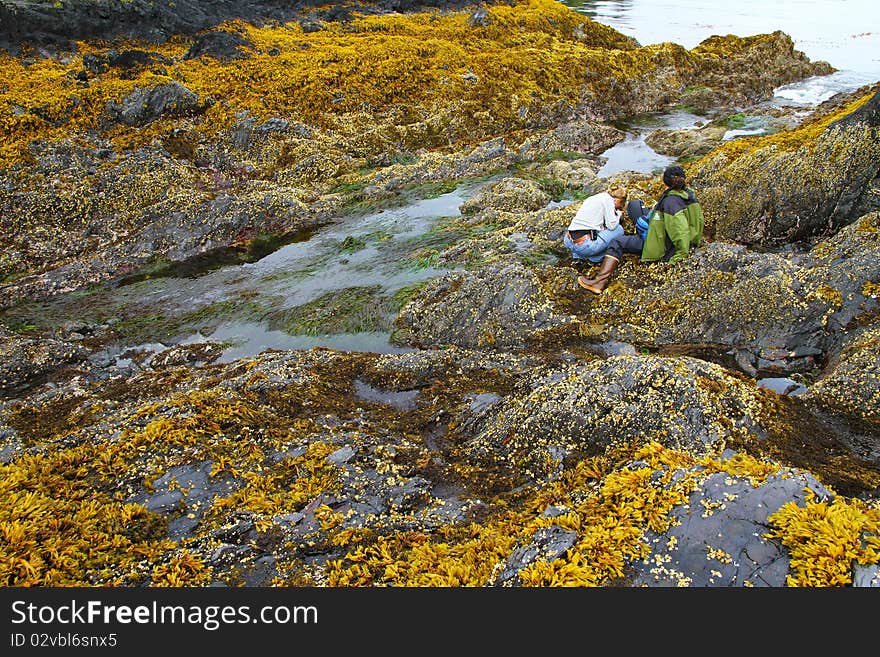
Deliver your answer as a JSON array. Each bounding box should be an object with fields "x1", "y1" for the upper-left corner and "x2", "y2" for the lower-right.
[{"x1": 1, "y1": 0, "x2": 878, "y2": 587}]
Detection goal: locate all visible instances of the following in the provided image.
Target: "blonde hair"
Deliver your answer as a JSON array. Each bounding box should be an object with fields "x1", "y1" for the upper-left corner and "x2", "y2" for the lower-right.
[{"x1": 607, "y1": 183, "x2": 628, "y2": 200}]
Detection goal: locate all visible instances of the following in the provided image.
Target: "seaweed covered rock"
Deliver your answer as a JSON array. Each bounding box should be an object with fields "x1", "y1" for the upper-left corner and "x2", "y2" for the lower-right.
[
  {"x1": 460, "y1": 354, "x2": 773, "y2": 483},
  {"x1": 0, "y1": 327, "x2": 88, "y2": 397},
  {"x1": 630, "y1": 459, "x2": 834, "y2": 587},
  {"x1": 804, "y1": 324, "x2": 880, "y2": 453},
  {"x1": 0, "y1": 139, "x2": 315, "y2": 308},
  {"x1": 1, "y1": 0, "x2": 501, "y2": 51},
  {"x1": 575, "y1": 213, "x2": 880, "y2": 375},
  {"x1": 0, "y1": 332, "x2": 877, "y2": 587},
  {"x1": 1, "y1": 0, "x2": 877, "y2": 591},
  {"x1": 690, "y1": 31, "x2": 835, "y2": 108},
  {"x1": 692, "y1": 85, "x2": 880, "y2": 245},
  {"x1": 393, "y1": 261, "x2": 578, "y2": 349}
]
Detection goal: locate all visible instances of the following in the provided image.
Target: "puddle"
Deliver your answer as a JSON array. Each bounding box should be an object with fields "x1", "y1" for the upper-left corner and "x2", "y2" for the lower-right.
[
  {"x1": 721, "y1": 115, "x2": 775, "y2": 141},
  {"x1": 182, "y1": 324, "x2": 416, "y2": 361},
  {"x1": 597, "y1": 110, "x2": 704, "y2": 177},
  {"x1": 757, "y1": 377, "x2": 808, "y2": 396},
  {"x1": 354, "y1": 379, "x2": 420, "y2": 410}
]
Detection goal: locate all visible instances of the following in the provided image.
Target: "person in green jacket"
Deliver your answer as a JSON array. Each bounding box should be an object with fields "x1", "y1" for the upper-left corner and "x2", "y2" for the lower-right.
[{"x1": 577, "y1": 165, "x2": 704, "y2": 294}]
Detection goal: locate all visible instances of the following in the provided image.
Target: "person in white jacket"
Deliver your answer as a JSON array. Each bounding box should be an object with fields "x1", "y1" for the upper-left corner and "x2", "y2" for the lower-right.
[{"x1": 563, "y1": 182, "x2": 627, "y2": 263}]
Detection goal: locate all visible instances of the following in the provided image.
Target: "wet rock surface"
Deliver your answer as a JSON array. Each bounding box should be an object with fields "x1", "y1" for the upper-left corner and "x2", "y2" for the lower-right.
[
  {"x1": 0, "y1": 1, "x2": 878, "y2": 588},
  {"x1": 1, "y1": 0, "x2": 497, "y2": 51},
  {"x1": 0, "y1": 326, "x2": 89, "y2": 396},
  {"x1": 394, "y1": 260, "x2": 578, "y2": 350},
  {"x1": 631, "y1": 461, "x2": 834, "y2": 587},
  {"x1": 693, "y1": 85, "x2": 880, "y2": 245}
]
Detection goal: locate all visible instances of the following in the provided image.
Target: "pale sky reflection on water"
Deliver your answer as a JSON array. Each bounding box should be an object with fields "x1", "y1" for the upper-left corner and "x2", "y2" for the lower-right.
[{"x1": 560, "y1": 0, "x2": 880, "y2": 82}]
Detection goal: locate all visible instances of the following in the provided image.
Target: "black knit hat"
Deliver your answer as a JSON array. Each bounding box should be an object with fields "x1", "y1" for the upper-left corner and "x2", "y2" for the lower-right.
[{"x1": 663, "y1": 165, "x2": 687, "y2": 188}]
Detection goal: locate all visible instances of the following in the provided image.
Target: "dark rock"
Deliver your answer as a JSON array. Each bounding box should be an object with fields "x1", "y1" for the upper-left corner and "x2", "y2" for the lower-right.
[
  {"x1": 149, "y1": 342, "x2": 225, "y2": 368},
  {"x1": 255, "y1": 118, "x2": 291, "y2": 135},
  {"x1": 388, "y1": 476, "x2": 432, "y2": 511},
  {"x1": 107, "y1": 49, "x2": 172, "y2": 70},
  {"x1": 492, "y1": 525, "x2": 577, "y2": 586},
  {"x1": 0, "y1": 329, "x2": 89, "y2": 397},
  {"x1": 469, "y1": 7, "x2": 491, "y2": 28},
  {"x1": 394, "y1": 261, "x2": 577, "y2": 349},
  {"x1": 182, "y1": 30, "x2": 255, "y2": 61},
  {"x1": 630, "y1": 467, "x2": 833, "y2": 587},
  {"x1": 105, "y1": 81, "x2": 200, "y2": 127},
  {"x1": 327, "y1": 445, "x2": 356, "y2": 465}
]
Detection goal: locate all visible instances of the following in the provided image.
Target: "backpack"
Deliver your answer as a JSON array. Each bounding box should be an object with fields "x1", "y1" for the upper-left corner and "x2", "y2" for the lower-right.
[
  {"x1": 629, "y1": 193, "x2": 668, "y2": 241},
  {"x1": 635, "y1": 212, "x2": 650, "y2": 241}
]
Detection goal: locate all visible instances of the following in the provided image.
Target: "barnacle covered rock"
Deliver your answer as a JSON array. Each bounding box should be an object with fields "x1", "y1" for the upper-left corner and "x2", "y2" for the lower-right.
[
  {"x1": 691, "y1": 85, "x2": 880, "y2": 245},
  {"x1": 575, "y1": 212, "x2": 880, "y2": 374},
  {"x1": 0, "y1": 326, "x2": 88, "y2": 397},
  {"x1": 574, "y1": 242, "x2": 809, "y2": 349},
  {"x1": 644, "y1": 123, "x2": 728, "y2": 158},
  {"x1": 393, "y1": 260, "x2": 578, "y2": 349},
  {"x1": 516, "y1": 119, "x2": 624, "y2": 159},
  {"x1": 804, "y1": 325, "x2": 880, "y2": 449},
  {"x1": 459, "y1": 177, "x2": 550, "y2": 215},
  {"x1": 461, "y1": 354, "x2": 773, "y2": 483}
]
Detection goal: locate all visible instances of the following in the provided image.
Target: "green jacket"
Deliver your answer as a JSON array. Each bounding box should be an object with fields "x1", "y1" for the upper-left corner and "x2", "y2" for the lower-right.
[{"x1": 641, "y1": 188, "x2": 704, "y2": 263}]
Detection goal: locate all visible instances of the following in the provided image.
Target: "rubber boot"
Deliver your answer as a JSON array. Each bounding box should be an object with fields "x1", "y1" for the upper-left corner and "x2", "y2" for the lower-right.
[{"x1": 577, "y1": 255, "x2": 619, "y2": 294}]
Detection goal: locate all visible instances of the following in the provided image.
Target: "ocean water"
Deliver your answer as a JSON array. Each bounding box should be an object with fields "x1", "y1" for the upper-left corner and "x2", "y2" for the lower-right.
[
  {"x1": 561, "y1": 0, "x2": 880, "y2": 95},
  {"x1": 561, "y1": 0, "x2": 880, "y2": 175}
]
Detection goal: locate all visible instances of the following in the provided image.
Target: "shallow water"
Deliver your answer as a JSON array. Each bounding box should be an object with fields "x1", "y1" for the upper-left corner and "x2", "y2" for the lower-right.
[
  {"x1": 2, "y1": 185, "x2": 478, "y2": 361},
  {"x1": 168, "y1": 185, "x2": 477, "y2": 355},
  {"x1": 560, "y1": 0, "x2": 880, "y2": 83},
  {"x1": 180, "y1": 325, "x2": 416, "y2": 364},
  {"x1": 597, "y1": 110, "x2": 704, "y2": 176},
  {"x1": 566, "y1": 0, "x2": 880, "y2": 177}
]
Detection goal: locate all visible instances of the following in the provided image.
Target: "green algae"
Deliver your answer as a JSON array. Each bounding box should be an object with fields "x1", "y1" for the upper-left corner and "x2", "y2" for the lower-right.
[{"x1": 265, "y1": 286, "x2": 397, "y2": 336}]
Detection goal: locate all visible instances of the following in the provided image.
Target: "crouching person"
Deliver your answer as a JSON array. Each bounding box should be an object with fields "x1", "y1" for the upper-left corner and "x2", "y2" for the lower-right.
[
  {"x1": 563, "y1": 182, "x2": 628, "y2": 264},
  {"x1": 578, "y1": 165, "x2": 704, "y2": 294}
]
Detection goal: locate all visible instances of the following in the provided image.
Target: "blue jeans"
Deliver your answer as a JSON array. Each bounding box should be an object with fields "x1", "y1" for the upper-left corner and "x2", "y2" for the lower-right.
[{"x1": 563, "y1": 225, "x2": 624, "y2": 263}]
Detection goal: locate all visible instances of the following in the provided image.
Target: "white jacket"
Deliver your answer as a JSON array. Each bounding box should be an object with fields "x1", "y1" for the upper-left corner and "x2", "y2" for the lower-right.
[{"x1": 567, "y1": 191, "x2": 621, "y2": 232}]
